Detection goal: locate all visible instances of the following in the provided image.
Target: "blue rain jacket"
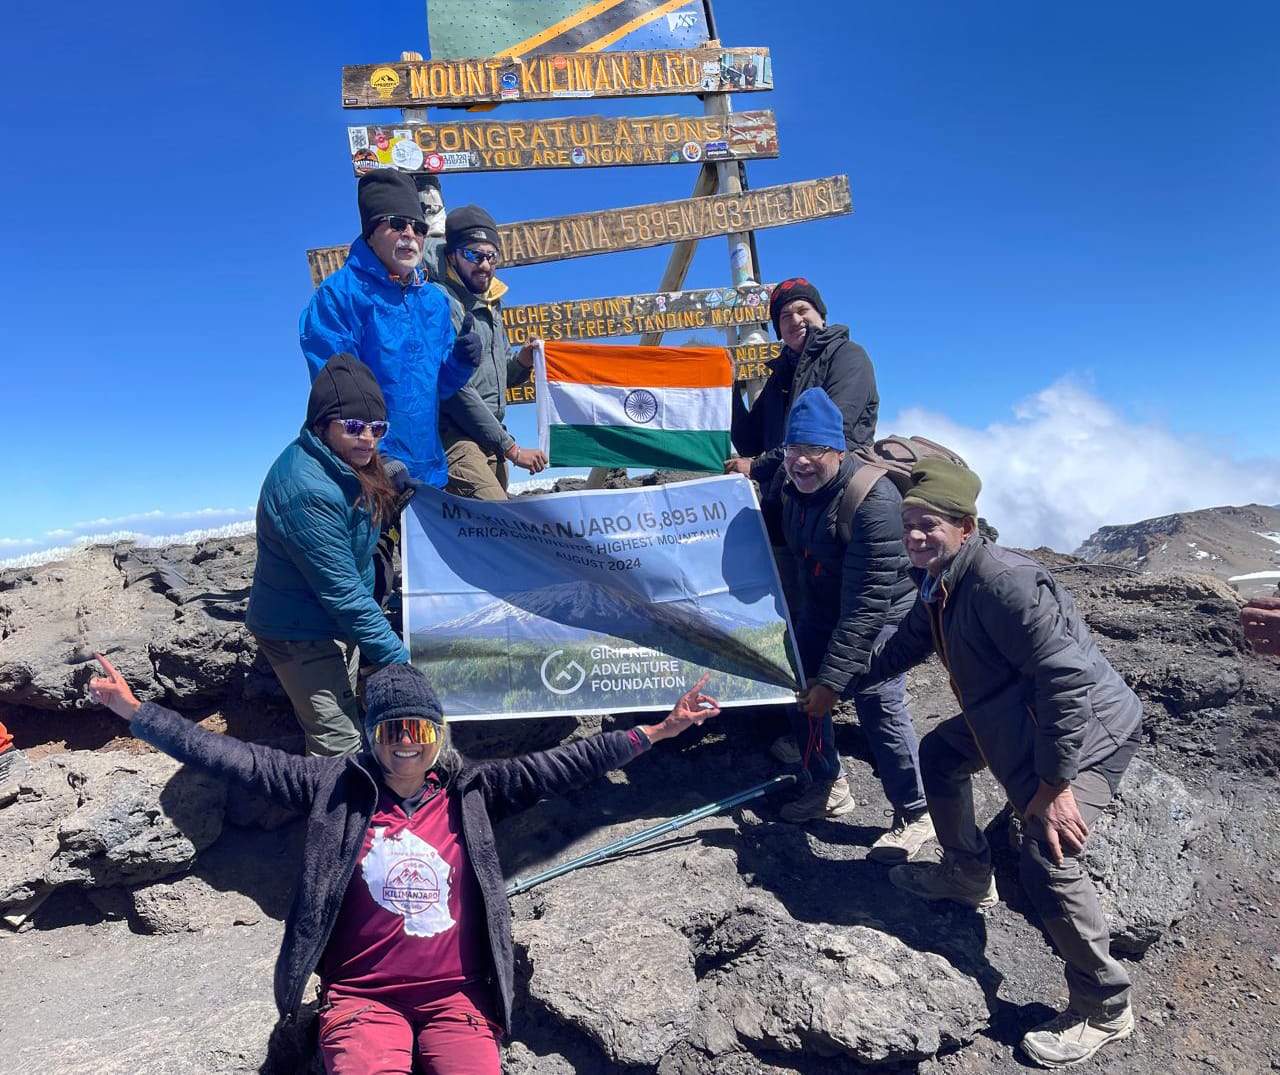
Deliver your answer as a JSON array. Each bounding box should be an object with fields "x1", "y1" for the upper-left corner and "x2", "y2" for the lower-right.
[{"x1": 300, "y1": 237, "x2": 470, "y2": 487}]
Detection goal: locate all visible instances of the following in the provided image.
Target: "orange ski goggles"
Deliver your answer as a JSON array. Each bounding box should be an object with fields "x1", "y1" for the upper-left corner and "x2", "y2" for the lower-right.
[{"x1": 371, "y1": 718, "x2": 441, "y2": 746}]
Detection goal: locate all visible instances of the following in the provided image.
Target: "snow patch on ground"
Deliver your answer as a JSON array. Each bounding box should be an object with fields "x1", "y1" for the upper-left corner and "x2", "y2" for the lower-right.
[{"x1": 0, "y1": 522, "x2": 256, "y2": 571}]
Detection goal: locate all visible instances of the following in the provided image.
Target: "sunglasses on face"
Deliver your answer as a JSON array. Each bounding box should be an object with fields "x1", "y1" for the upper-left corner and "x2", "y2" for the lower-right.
[
  {"x1": 383, "y1": 215, "x2": 430, "y2": 237},
  {"x1": 336, "y1": 418, "x2": 390, "y2": 439},
  {"x1": 372, "y1": 718, "x2": 441, "y2": 746},
  {"x1": 783, "y1": 444, "x2": 835, "y2": 460},
  {"x1": 458, "y1": 247, "x2": 500, "y2": 267}
]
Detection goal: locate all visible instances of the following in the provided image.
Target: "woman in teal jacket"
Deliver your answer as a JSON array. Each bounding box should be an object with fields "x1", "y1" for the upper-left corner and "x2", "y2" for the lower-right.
[{"x1": 246, "y1": 354, "x2": 409, "y2": 756}]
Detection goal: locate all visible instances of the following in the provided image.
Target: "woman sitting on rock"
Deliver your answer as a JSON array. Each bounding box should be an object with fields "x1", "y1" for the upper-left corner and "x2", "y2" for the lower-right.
[
  {"x1": 88, "y1": 655, "x2": 719, "y2": 1075},
  {"x1": 246, "y1": 353, "x2": 408, "y2": 756}
]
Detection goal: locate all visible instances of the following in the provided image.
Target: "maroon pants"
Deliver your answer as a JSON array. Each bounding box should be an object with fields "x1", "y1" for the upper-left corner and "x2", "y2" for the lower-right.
[{"x1": 318, "y1": 982, "x2": 501, "y2": 1075}]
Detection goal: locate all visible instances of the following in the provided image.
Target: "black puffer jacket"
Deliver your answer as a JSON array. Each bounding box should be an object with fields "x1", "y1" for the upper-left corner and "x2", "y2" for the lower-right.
[
  {"x1": 731, "y1": 324, "x2": 878, "y2": 498},
  {"x1": 782, "y1": 455, "x2": 915, "y2": 694},
  {"x1": 864, "y1": 537, "x2": 1143, "y2": 811},
  {"x1": 130, "y1": 702, "x2": 643, "y2": 1031}
]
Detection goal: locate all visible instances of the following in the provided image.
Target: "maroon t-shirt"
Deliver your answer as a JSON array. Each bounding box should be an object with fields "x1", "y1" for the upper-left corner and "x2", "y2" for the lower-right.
[{"x1": 321, "y1": 780, "x2": 490, "y2": 1006}]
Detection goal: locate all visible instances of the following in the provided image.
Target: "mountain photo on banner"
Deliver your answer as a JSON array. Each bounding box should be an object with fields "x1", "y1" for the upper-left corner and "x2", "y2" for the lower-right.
[
  {"x1": 426, "y1": 0, "x2": 711, "y2": 59},
  {"x1": 535, "y1": 340, "x2": 732, "y2": 471},
  {"x1": 400, "y1": 477, "x2": 799, "y2": 720}
]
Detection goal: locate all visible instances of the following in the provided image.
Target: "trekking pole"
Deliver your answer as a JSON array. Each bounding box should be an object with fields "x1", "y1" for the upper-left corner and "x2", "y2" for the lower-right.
[{"x1": 506, "y1": 772, "x2": 795, "y2": 896}]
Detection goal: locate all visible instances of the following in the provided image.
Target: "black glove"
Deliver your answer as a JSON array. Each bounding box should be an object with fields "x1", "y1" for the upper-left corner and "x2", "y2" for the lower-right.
[{"x1": 451, "y1": 313, "x2": 483, "y2": 367}]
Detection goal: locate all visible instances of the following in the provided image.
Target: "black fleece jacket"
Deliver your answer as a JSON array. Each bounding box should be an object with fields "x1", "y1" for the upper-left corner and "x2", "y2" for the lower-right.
[
  {"x1": 730, "y1": 324, "x2": 879, "y2": 499},
  {"x1": 129, "y1": 702, "x2": 644, "y2": 1031},
  {"x1": 781, "y1": 455, "x2": 915, "y2": 694}
]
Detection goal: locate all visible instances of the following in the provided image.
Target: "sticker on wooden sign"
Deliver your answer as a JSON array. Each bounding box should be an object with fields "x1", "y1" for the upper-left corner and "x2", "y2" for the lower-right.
[
  {"x1": 391, "y1": 140, "x2": 424, "y2": 170},
  {"x1": 369, "y1": 67, "x2": 400, "y2": 100}
]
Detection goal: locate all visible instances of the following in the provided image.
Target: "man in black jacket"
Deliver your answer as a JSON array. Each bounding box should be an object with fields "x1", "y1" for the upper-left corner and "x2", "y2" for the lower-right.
[
  {"x1": 863, "y1": 459, "x2": 1142, "y2": 1069},
  {"x1": 726, "y1": 278, "x2": 878, "y2": 525},
  {"x1": 774, "y1": 389, "x2": 933, "y2": 863}
]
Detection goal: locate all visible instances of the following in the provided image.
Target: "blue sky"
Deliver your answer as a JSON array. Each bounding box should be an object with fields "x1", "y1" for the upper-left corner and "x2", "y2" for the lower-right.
[{"x1": 4, "y1": 0, "x2": 1278, "y2": 564}]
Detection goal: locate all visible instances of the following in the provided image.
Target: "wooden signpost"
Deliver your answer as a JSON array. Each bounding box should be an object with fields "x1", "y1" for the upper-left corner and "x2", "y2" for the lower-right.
[
  {"x1": 501, "y1": 284, "x2": 774, "y2": 345},
  {"x1": 313, "y1": 15, "x2": 857, "y2": 460},
  {"x1": 342, "y1": 46, "x2": 772, "y2": 109},
  {"x1": 306, "y1": 175, "x2": 851, "y2": 285},
  {"x1": 349, "y1": 109, "x2": 779, "y2": 176}
]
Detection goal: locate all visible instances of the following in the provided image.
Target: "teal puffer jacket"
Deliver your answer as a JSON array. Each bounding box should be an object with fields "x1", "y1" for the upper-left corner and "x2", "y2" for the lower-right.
[{"x1": 245, "y1": 428, "x2": 409, "y2": 668}]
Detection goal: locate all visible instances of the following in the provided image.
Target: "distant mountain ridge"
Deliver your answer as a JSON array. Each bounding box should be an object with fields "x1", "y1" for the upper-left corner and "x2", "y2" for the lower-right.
[{"x1": 1074, "y1": 503, "x2": 1280, "y2": 598}]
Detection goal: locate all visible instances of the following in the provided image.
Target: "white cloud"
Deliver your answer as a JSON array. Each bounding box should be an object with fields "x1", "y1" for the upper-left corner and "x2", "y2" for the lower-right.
[
  {"x1": 883, "y1": 379, "x2": 1280, "y2": 553},
  {"x1": 0, "y1": 510, "x2": 255, "y2": 571},
  {"x1": 71, "y1": 507, "x2": 250, "y2": 530}
]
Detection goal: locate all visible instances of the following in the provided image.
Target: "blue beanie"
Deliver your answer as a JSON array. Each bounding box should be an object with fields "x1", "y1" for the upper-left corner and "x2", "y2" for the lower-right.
[
  {"x1": 364, "y1": 663, "x2": 445, "y2": 739},
  {"x1": 785, "y1": 388, "x2": 846, "y2": 451}
]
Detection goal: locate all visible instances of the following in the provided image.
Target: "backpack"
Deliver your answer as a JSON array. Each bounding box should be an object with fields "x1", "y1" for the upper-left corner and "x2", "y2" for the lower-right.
[{"x1": 836, "y1": 435, "x2": 970, "y2": 543}]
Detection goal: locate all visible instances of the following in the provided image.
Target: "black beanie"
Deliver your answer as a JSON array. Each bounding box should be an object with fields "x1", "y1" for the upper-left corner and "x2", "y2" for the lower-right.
[
  {"x1": 364, "y1": 663, "x2": 445, "y2": 738},
  {"x1": 306, "y1": 354, "x2": 387, "y2": 429},
  {"x1": 769, "y1": 277, "x2": 827, "y2": 338},
  {"x1": 445, "y1": 204, "x2": 501, "y2": 253},
  {"x1": 357, "y1": 170, "x2": 423, "y2": 237}
]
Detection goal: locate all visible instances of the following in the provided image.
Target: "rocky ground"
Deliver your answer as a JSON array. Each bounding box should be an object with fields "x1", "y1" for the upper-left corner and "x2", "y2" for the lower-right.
[
  {"x1": 2, "y1": 534, "x2": 1279, "y2": 1073},
  {"x1": 1075, "y1": 503, "x2": 1280, "y2": 600}
]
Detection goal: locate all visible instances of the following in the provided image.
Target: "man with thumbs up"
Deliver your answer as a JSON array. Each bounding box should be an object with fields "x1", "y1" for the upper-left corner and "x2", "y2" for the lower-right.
[
  {"x1": 427, "y1": 204, "x2": 547, "y2": 500},
  {"x1": 301, "y1": 170, "x2": 484, "y2": 488}
]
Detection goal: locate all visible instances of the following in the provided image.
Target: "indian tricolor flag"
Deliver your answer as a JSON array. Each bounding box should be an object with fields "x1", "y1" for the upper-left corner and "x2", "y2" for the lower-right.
[{"x1": 536, "y1": 341, "x2": 732, "y2": 471}]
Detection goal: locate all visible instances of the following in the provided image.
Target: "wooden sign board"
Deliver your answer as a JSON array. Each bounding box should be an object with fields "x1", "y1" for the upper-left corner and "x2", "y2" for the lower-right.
[
  {"x1": 342, "y1": 46, "x2": 772, "y2": 109},
  {"x1": 502, "y1": 284, "x2": 775, "y2": 345},
  {"x1": 306, "y1": 176, "x2": 851, "y2": 284},
  {"x1": 349, "y1": 110, "x2": 779, "y2": 176},
  {"x1": 503, "y1": 341, "x2": 782, "y2": 407}
]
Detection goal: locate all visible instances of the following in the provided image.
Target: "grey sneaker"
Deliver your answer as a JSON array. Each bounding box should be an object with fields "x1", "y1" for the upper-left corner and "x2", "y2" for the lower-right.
[
  {"x1": 1020, "y1": 1005, "x2": 1134, "y2": 1068},
  {"x1": 889, "y1": 854, "x2": 998, "y2": 910},
  {"x1": 769, "y1": 734, "x2": 801, "y2": 766},
  {"x1": 779, "y1": 776, "x2": 855, "y2": 823},
  {"x1": 868, "y1": 810, "x2": 936, "y2": 863}
]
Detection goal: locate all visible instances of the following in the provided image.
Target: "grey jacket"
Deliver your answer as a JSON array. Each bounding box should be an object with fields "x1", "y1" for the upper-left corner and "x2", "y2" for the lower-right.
[
  {"x1": 425, "y1": 240, "x2": 531, "y2": 456},
  {"x1": 864, "y1": 537, "x2": 1142, "y2": 810},
  {"x1": 130, "y1": 701, "x2": 643, "y2": 1031}
]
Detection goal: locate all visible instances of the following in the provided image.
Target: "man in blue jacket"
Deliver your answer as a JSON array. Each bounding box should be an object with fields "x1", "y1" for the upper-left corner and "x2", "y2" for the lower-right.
[
  {"x1": 300, "y1": 170, "x2": 483, "y2": 487},
  {"x1": 863, "y1": 459, "x2": 1142, "y2": 1069},
  {"x1": 775, "y1": 389, "x2": 932, "y2": 864}
]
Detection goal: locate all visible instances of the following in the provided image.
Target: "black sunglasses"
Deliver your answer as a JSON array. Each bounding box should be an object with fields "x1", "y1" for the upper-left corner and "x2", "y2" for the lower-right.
[
  {"x1": 382, "y1": 215, "x2": 430, "y2": 237},
  {"x1": 335, "y1": 418, "x2": 390, "y2": 438}
]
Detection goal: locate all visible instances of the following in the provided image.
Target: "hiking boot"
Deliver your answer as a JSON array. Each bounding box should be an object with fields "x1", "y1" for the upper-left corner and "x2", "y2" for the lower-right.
[
  {"x1": 769, "y1": 734, "x2": 801, "y2": 766},
  {"x1": 888, "y1": 854, "x2": 998, "y2": 910},
  {"x1": 868, "y1": 809, "x2": 936, "y2": 863},
  {"x1": 779, "y1": 776, "x2": 855, "y2": 823},
  {"x1": 1020, "y1": 1005, "x2": 1135, "y2": 1068}
]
